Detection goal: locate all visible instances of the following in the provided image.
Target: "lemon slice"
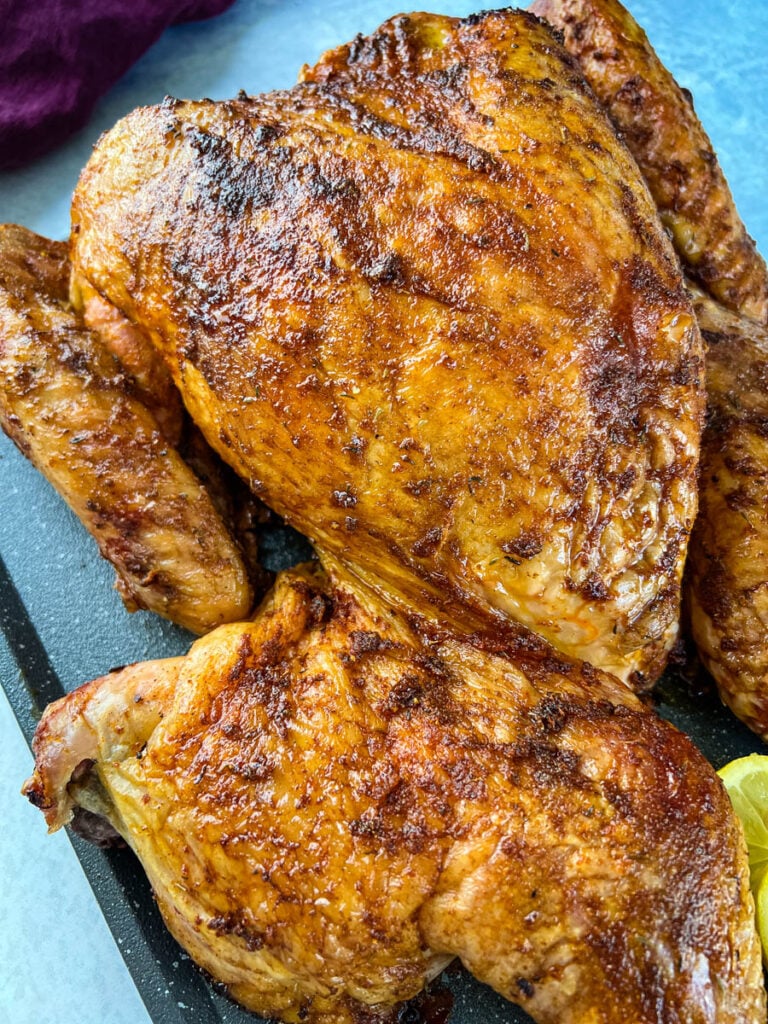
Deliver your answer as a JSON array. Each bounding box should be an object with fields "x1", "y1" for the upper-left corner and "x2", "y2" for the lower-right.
[
  {"x1": 718, "y1": 755, "x2": 768, "y2": 890},
  {"x1": 718, "y1": 754, "x2": 768, "y2": 964}
]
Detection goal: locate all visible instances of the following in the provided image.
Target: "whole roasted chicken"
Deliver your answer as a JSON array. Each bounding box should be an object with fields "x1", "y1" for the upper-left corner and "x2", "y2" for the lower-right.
[{"x1": 10, "y1": 4, "x2": 768, "y2": 1024}]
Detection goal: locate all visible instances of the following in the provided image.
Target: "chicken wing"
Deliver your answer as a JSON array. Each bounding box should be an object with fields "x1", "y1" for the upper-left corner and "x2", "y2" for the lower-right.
[
  {"x1": 0, "y1": 223, "x2": 254, "y2": 634},
  {"x1": 23, "y1": 563, "x2": 765, "y2": 1024},
  {"x1": 68, "y1": 8, "x2": 704, "y2": 689},
  {"x1": 532, "y1": 0, "x2": 768, "y2": 322}
]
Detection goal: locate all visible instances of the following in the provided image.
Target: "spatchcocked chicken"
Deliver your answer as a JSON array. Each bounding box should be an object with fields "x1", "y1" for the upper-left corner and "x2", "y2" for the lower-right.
[{"x1": 11, "y1": 3, "x2": 768, "y2": 1023}]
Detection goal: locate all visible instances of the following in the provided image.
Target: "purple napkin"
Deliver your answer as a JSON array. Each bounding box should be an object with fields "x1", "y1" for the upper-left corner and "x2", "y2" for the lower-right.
[{"x1": 0, "y1": 0, "x2": 236, "y2": 170}]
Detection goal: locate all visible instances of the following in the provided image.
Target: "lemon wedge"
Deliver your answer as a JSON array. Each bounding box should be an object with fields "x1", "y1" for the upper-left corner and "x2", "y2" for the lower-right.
[
  {"x1": 718, "y1": 754, "x2": 768, "y2": 964},
  {"x1": 757, "y1": 876, "x2": 768, "y2": 967}
]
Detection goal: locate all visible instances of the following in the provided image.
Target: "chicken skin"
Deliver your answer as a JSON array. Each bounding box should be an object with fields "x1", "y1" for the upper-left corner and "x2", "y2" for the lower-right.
[
  {"x1": 686, "y1": 291, "x2": 768, "y2": 740},
  {"x1": 532, "y1": 0, "x2": 768, "y2": 323},
  {"x1": 68, "y1": 8, "x2": 704, "y2": 689},
  {"x1": 0, "y1": 224, "x2": 253, "y2": 634},
  {"x1": 535, "y1": 0, "x2": 768, "y2": 739},
  {"x1": 24, "y1": 563, "x2": 765, "y2": 1024}
]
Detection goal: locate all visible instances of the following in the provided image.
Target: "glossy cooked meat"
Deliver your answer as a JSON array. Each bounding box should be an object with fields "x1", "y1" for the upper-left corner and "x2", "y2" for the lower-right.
[
  {"x1": 69, "y1": 8, "x2": 704, "y2": 689},
  {"x1": 72, "y1": 275, "x2": 185, "y2": 444},
  {"x1": 687, "y1": 290, "x2": 768, "y2": 740},
  {"x1": 535, "y1": 0, "x2": 768, "y2": 740},
  {"x1": 532, "y1": 0, "x2": 768, "y2": 322},
  {"x1": 23, "y1": 562, "x2": 765, "y2": 1024},
  {"x1": 0, "y1": 224, "x2": 254, "y2": 634}
]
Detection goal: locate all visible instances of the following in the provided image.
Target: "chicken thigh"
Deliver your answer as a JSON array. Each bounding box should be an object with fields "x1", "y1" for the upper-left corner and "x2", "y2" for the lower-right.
[{"x1": 68, "y1": 8, "x2": 703, "y2": 689}]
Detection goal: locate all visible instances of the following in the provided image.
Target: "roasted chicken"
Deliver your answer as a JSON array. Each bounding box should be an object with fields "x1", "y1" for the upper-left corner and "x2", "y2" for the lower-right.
[
  {"x1": 24, "y1": 563, "x2": 764, "y2": 1024},
  {"x1": 0, "y1": 224, "x2": 254, "y2": 633},
  {"x1": 14, "y1": 5, "x2": 768, "y2": 1023},
  {"x1": 67, "y1": 7, "x2": 703, "y2": 690},
  {"x1": 538, "y1": 0, "x2": 768, "y2": 740},
  {"x1": 532, "y1": 0, "x2": 768, "y2": 322}
]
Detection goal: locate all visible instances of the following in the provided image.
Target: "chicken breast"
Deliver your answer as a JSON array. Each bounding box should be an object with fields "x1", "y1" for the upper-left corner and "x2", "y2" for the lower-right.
[
  {"x1": 23, "y1": 562, "x2": 765, "y2": 1024},
  {"x1": 69, "y1": 8, "x2": 704, "y2": 688},
  {"x1": 0, "y1": 223, "x2": 254, "y2": 634}
]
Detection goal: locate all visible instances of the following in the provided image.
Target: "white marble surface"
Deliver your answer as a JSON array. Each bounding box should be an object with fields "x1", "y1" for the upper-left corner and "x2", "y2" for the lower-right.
[{"x1": 0, "y1": 2, "x2": 766, "y2": 1022}]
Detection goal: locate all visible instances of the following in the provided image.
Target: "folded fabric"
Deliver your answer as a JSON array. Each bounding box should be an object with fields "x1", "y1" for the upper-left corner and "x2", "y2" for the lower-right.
[{"x1": 0, "y1": 0, "x2": 236, "y2": 170}]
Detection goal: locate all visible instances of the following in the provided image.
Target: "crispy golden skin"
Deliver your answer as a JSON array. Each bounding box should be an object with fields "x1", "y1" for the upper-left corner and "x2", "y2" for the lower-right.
[
  {"x1": 0, "y1": 224, "x2": 254, "y2": 634},
  {"x1": 532, "y1": 0, "x2": 768, "y2": 322},
  {"x1": 72, "y1": 276, "x2": 185, "y2": 444},
  {"x1": 687, "y1": 291, "x2": 768, "y2": 740},
  {"x1": 23, "y1": 563, "x2": 764, "y2": 1024},
  {"x1": 534, "y1": 0, "x2": 768, "y2": 739},
  {"x1": 69, "y1": 9, "x2": 703, "y2": 688}
]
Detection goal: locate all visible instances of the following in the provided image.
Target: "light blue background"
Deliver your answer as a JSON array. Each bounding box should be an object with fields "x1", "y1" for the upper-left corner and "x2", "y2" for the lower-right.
[{"x1": 0, "y1": 2, "x2": 765, "y2": 1022}]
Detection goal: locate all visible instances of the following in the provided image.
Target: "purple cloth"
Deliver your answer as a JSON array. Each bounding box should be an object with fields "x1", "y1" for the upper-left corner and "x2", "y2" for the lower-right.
[{"x1": 0, "y1": 0, "x2": 235, "y2": 170}]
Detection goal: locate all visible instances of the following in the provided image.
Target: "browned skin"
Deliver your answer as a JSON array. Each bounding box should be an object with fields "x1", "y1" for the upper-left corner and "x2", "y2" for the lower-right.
[
  {"x1": 176, "y1": 418, "x2": 275, "y2": 595},
  {"x1": 532, "y1": 0, "x2": 768, "y2": 740},
  {"x1": 532, "y1": 0, "x2": 768, "y2": 322},
  {"x1": 23, "y1": 564, "x2": 764, "y2": 1024},
  {"x1": 72, "y1": 276, "x2": 185, "y2": 444},
  {"x1": 0, "y1": 223, "x2": 254, "y2": 634},
  {"x1": 69, "y1": 9, "x2": 704, "y2": 689},
  {"x1": 687, "y1": 290, "x2": 768, "y2": 740}
]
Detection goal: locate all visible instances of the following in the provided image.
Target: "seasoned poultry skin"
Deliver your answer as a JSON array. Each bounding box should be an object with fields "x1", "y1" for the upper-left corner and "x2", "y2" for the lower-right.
[
  {"x1": 72, "y1": 275, "x2": 185, "y2": 445},
  {"x1": 69, "y1": 8, "x2": 704, "y2": 689},
  {"x1": 535, "y1": 0, "x2": 768, "y2": 739},
  {"x1": 532, "y1": 0, "x2": 768, "y2": 322},
  {"x1": 687, "y1": 291, "x2": 768, "y2": 741},
  {"x1": 23, "y1": 563, "x2": 765, "y2": 1024},
  {"x1": 0, "y1": 224, "x2": 254, "y2": 634}
]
